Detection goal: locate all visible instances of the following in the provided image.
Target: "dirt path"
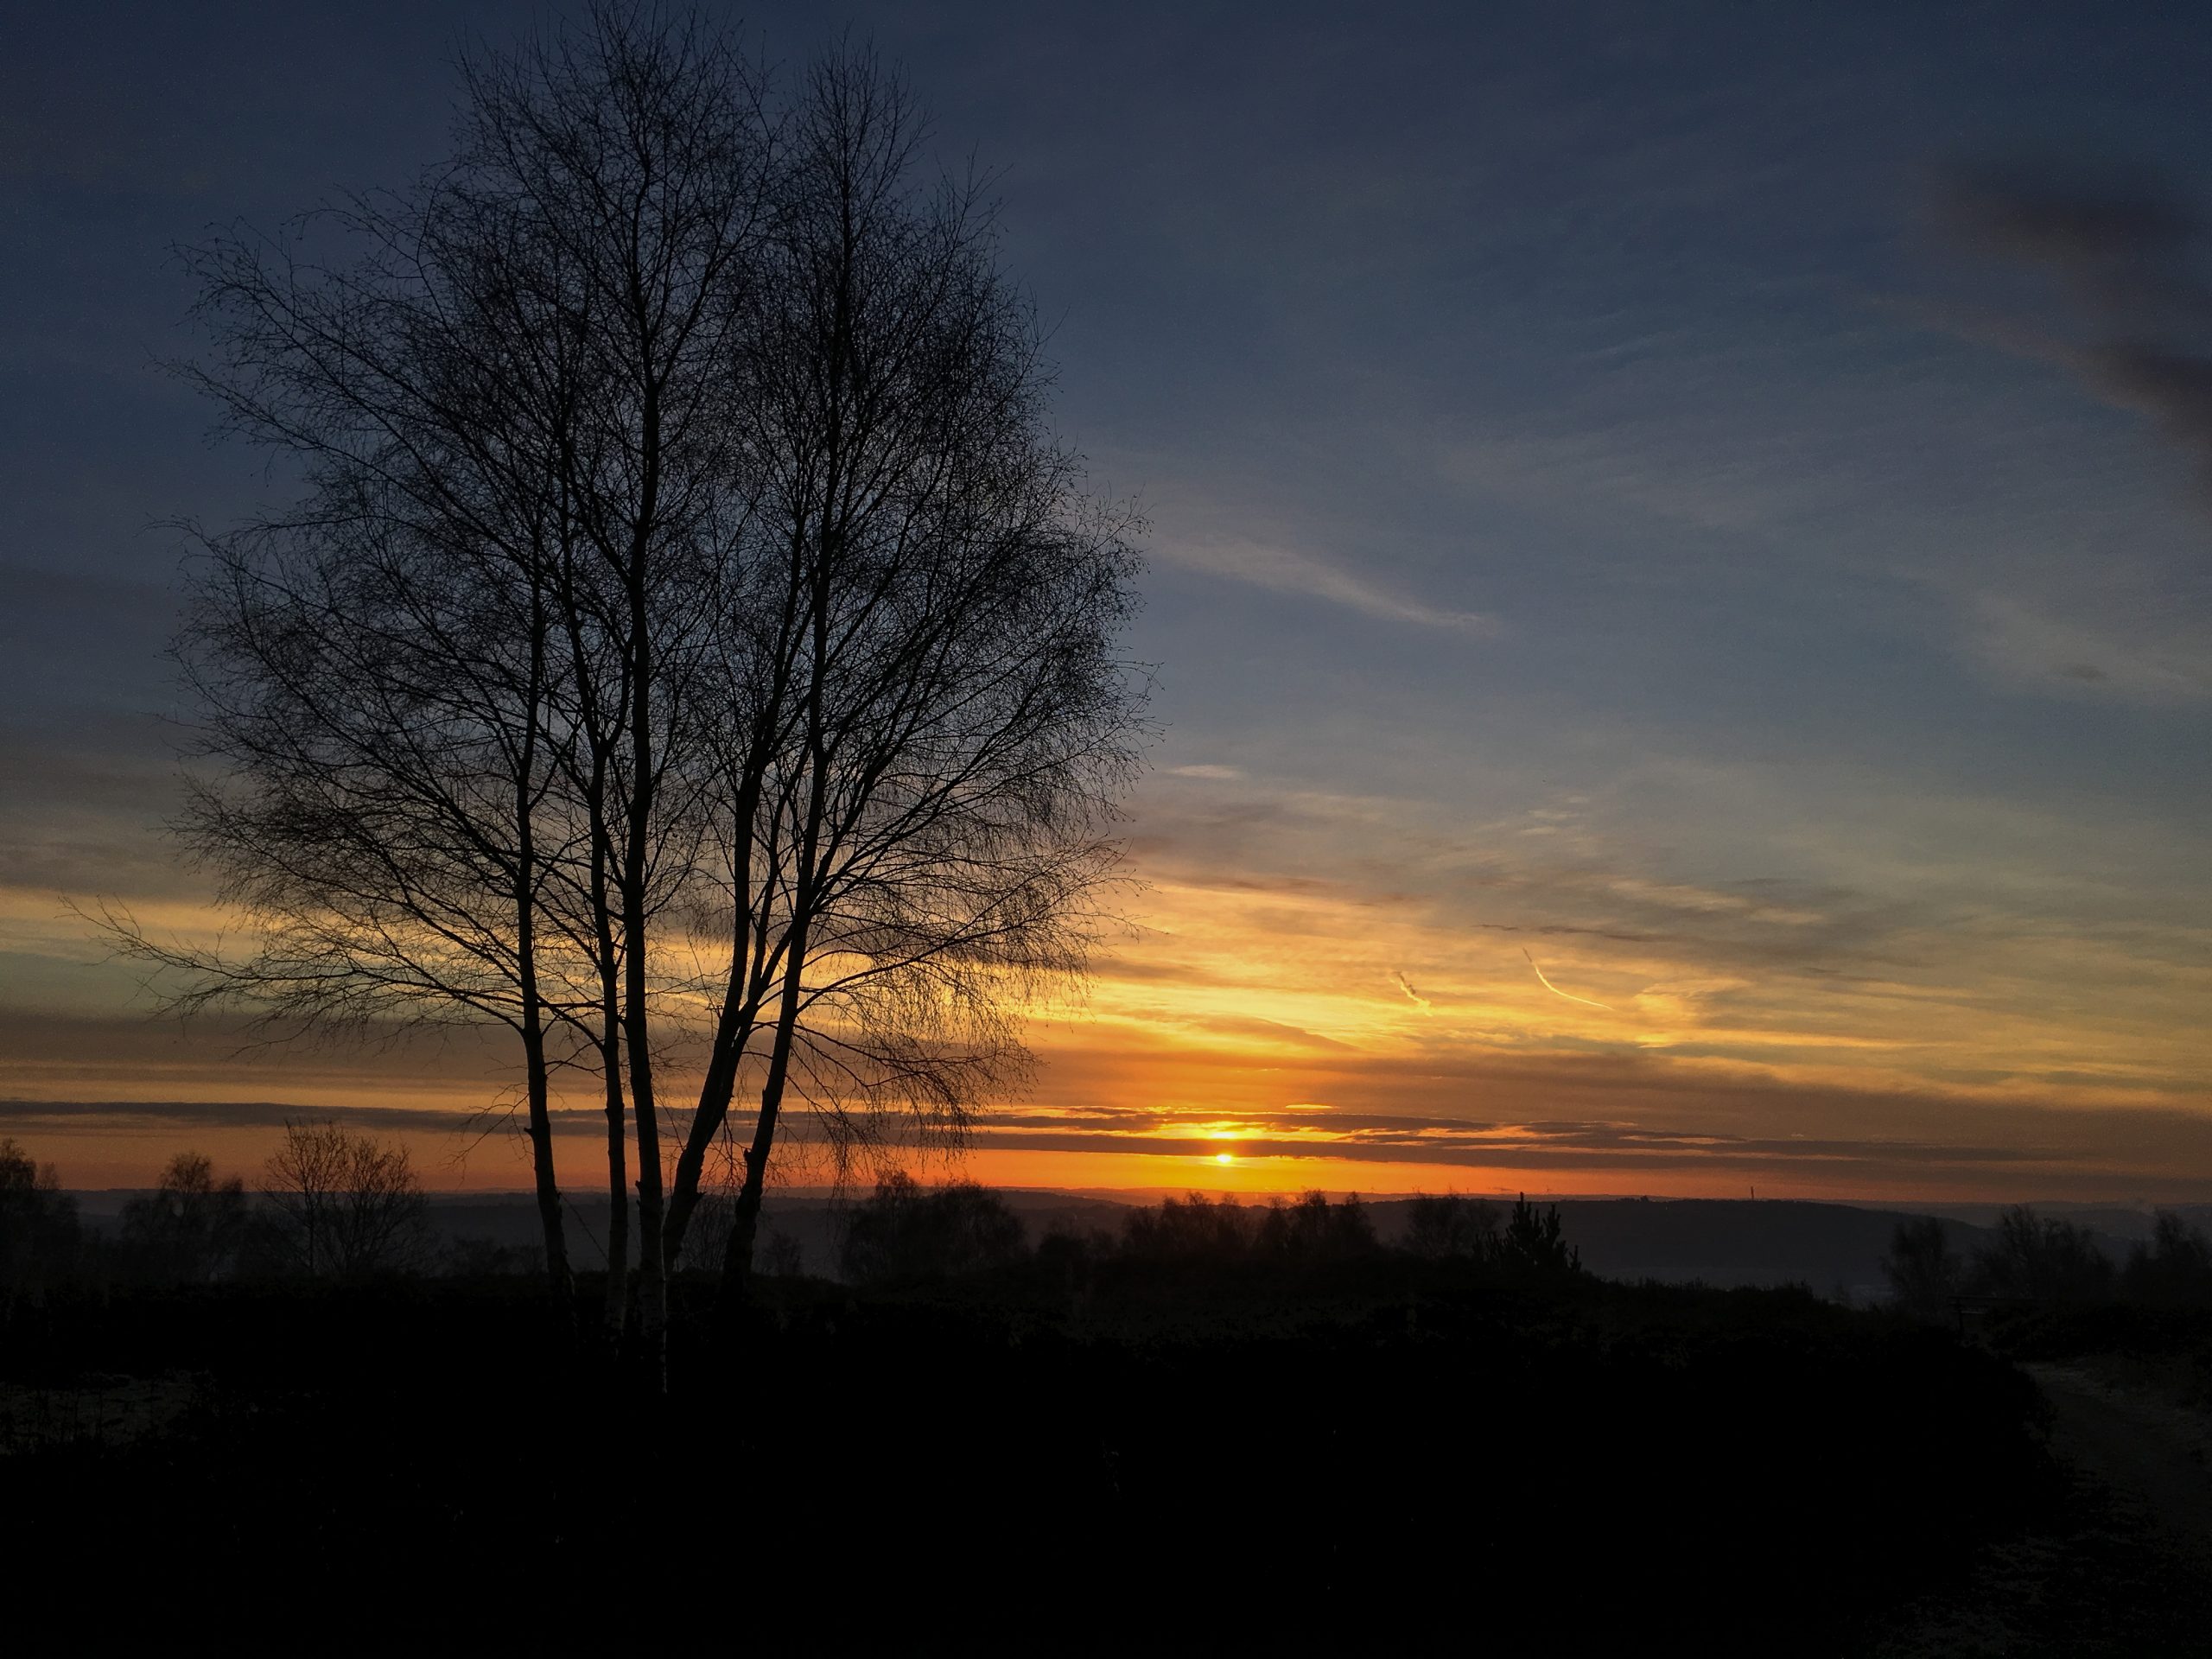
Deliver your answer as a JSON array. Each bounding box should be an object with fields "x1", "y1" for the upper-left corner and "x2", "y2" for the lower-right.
[
  {"x1": 1863, "y1": 1359, "x2": 2212, "y2": 1656},
  {"x1": 2027, "y1": 1360, "x2": 2212, "y2": 1549}
]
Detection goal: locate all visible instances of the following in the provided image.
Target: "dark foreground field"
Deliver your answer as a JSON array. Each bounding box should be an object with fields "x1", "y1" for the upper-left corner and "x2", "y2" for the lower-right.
[{"x1": 3, "y1": 1258, "x2": 2140, "y2": 1653}]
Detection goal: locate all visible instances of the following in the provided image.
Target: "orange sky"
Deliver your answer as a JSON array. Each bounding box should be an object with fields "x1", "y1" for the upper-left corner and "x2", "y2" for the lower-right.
[{"x1": 8, "y1": 766, "x2": 2212, "y2": 1201}]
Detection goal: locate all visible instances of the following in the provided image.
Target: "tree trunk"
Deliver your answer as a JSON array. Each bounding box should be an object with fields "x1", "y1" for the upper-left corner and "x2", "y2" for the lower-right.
[
  {"x1": 718, "y1": 899, "x2": 815, "y2": 1312},
  {"x1": 599, "y1": 1020, "x2": 629, "y2": 1334},
  {"x1": 663, "y1": 783, "x2": 762, "y2": 1268},
  {"x1": 513, "y1": 588, "x2": 574, "y2": 1332},
  {"x1": 518, "y1": 1000, "x2": 575, "y2": 1332},
  {"x1": 622, "y1": 385, "x2": 667, "y2": 1376}
]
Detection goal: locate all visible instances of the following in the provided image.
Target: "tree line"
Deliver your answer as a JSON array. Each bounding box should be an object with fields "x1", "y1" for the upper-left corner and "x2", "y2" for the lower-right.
[
  {"x1": 0, "y1": 1128, "x2": 444, "y2": 1317},
  {"x1": 838, "y1": 1179, "x2": 1586, "y2": 1286},
  {"x1": 1885, "y1": 1204, "x2": 2212, "y2": 1313},
  {"x1": 102, "y1": 5, "x2": 1145, "y2": 1367}
]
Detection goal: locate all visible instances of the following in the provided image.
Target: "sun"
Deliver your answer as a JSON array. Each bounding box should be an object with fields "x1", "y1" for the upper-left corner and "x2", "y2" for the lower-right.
[{"x1": 1215, "y1": 1151, "x2": 1234, "y2": 1166}]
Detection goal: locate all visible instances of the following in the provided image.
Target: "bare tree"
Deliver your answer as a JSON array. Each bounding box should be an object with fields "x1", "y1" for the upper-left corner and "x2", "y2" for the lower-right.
[
  {"x1": 1405, "y1": 1192, "x2": 1498, "y2": 1261},
  {"x1": 120, "y1": 1151, "x2": 249, "y2": 1284},
  {"x1": 658, "y1": 48, "x2": 1146, "y2": 1306},
  {"x1": 257, "y1": 1119, "x2": 428, "y2": 1280},
  {"x1": 107, "y1": 7, "x2": 779, "y2": 1340},
  {"x1": 1882, "y1": 1216, "x2": 1962, "y2": 1316},
  {"x1": 0, "y1": 1141, "x2": 80, "y2": 1317},
  {"x1": 106, "y1": 10, "x2": 1143, "y2": 1369}
]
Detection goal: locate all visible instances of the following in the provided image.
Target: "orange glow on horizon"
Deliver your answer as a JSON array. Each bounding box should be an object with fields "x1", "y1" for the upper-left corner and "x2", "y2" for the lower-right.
[{"x1": 12, "y1": 769, "x2": 2212, "y2": 1205}]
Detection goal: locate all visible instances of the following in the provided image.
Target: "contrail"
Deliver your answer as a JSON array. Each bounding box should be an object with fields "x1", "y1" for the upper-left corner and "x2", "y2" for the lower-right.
[
  {"x1": 1393, "y1": 970, "x2": 1431, "y2": 1011},
  {"x1": 1523, "y1": 949, "x2": 1613, "y2": 1012}
]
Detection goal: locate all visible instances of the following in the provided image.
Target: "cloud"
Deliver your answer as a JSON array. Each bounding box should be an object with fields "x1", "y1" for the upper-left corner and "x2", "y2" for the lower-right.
[
  {"x1": 1965, "y1": 592, "x2": 2212, "y2": 704},
  {"x1": 1921, "y1": 162, "x2": 2212, "y2": 705},
  {"x1": 1004, "y1": 1039, "x2": 2212, "y2": 1188},
  {"x1": 0, "y1": 1096, "x2": 575, "y2": 1137},
  {"x1": 1940, "y1": 164, "x2": 2207, "y2": 318},
  {"x1": 1154, "y1": 536, "x2": 1493, "y2": 632},
  {"x1": 1938, "y1": 162, "x2": 2212, "y2": 484}
]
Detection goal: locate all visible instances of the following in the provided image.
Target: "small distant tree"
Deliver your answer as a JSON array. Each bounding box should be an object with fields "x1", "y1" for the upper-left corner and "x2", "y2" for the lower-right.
[
  {"x1": 1258, "y1": 1192, "x2": 1378, "y2": 1264},
  {"x1": 1969, "y1": 1205, "x2": 2113, "y2": 1303},
  {"x1": 1882, "y1": 1217, "x2": 1963, "y2": 1316},
  {"x1": 676, "y1": 1186, "x2": 741, "y2": 1276},
  {"x1": 440, "y1": 1235, "x2": 543, "y2": 1278},
  {"x1": 2123, "y1": 1211, "x2": 2212, "y2": 1306},
  {"x1": 1496, "y1": 1194, "x2": 1581, "y2": 1278},
  {"x1": 0, "y1": 1141, "x2": 80, "y2": 1313},
  {"x1": 1406, "y1": 1192, "x2": 1498, "y2": 1260},
  {"x1": 257, "y1": 1120, "x2": 429, "y2": 1280},
  {"x1": 838, "y1": 1173, "x2": 1025, "y2": 1285},
  {"x1": 759, "y1": 1230, "x2": 805, "y2": 1280},
  {"x1": 119, "y1": 1152, "x2": 248, "y2": 1284}
]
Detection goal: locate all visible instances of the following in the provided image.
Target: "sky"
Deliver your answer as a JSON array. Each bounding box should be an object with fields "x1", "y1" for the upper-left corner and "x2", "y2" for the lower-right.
[{"x1": 4, "y1": 2, "x2": 2210, "y2": 1199}]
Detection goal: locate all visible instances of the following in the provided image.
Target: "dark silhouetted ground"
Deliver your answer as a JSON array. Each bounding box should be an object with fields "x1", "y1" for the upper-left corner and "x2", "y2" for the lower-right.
[{"x1": 1, "y1": 1260, "x2": 2069, "y2": 1652}]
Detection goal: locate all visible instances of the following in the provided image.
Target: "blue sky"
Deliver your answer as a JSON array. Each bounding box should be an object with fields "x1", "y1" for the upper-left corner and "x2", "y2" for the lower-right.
[{"x1": 4, "y1": 2, "x2": 2209, "y2": 1193}]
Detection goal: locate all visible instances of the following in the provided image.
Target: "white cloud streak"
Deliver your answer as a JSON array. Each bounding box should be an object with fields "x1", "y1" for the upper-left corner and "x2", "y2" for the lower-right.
[{"x1": 1154, "y1": 537, "x2": 1494, "y2": 632}]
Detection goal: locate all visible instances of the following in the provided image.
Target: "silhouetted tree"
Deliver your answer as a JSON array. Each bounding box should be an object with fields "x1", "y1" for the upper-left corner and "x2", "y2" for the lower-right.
[
  {"x1": 0, "y1": 1141, "x2": 79, "y2": 1313},
  {"x1": 1406, "y1": 1192, "x2": 1498, "y2": 1260},
  {"x1": 1882, "y1": 1216, "x2": 1964, "y2": 1316},
  {"x1": 2123, "y1": 1211, "x2": 2212, "y2": 1306},
  {"x1": 256, "y1": 1120, "x2": 428, "y2": 1280},
  {"x1": 106, "y1": 10, "x2": 1143, "y2": 1370},
  {"x1": 759, "y1": 1229, "x2": 805, "y2": 1279},
  {"x1": 1258, "y1": 1192, "x2": 1378, "y2": 1263},
  {"x1": 119, "y1": 1151, "x2": 248, "y2": 1284},
  {"x1": 664, "y1": 47, "x2": 1145, "y2": 1309},
  {"x1": 1119, "y1": 1192, "x2": 1255, "y2": 1263},
  {"x1": 1969, "y1": 1205, "x2": 2113, "y2": 1302},
  {"x1": 838, "y1": 1173, "x2": 1025, "y2": 1284},
  {"x1": 1497, "y1": 1194, "x2": 1581, "y2": 1277}
]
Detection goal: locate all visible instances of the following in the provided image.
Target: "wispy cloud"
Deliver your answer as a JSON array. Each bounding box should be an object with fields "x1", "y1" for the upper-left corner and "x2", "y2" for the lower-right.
[
  {"x1": 1964, "y1": 593, "x2": 2212, "y2": 704},
  {"x1": 1924, "y1": 162, "x2": 2212, "y2": 703},
  {"x1": 1154, "y1": 536, "x2": 1493, "y2": 632}
]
